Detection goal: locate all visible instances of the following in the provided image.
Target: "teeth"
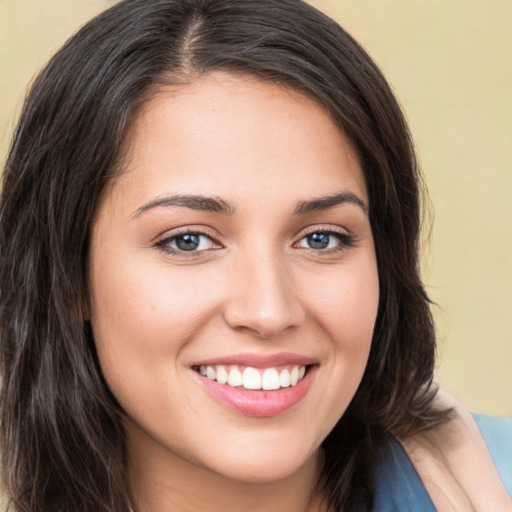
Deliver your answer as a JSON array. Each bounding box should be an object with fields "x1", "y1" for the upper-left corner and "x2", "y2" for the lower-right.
[
  {"x1": 261, "y1": 368, "x2": 280, "y2": 390},
  {"x1": 216, "y1": 365, "x2": 228, "y2": 384},
  {"x1": 279, "y1": 369, "x2": 291, "y2": 388},
  {"x1": 197, "y1": 364, "x2": 307, "y2": 390},
  {"x1": 242, "y1": 367, "x2": 261, "y2": 390},
  {"x1": 290, "y1": 366, "x2": 299, "y2": 386},
  {"x1": 227, "y1": 368, "x2": 243, "y2": 387},
  {"x1": 206, "y1": 366, "x2": 216, "y2": 380}
]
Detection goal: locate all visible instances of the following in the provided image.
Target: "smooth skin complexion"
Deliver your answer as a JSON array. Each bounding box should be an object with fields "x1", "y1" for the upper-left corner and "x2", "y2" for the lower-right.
[{"x1": 89, "y1": 72, "x2": 379, "y2": 512}]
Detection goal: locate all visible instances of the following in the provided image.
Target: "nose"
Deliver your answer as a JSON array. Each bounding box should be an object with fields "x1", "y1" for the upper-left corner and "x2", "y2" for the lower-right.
[{"x1": 222, "y1": 252, "x2": 305, "y2": 339}]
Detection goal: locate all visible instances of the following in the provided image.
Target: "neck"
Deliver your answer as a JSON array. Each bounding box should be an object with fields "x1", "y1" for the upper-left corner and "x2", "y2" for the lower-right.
[{"x1": 126, "y1": 427, "x2": 326, "y2": 512}]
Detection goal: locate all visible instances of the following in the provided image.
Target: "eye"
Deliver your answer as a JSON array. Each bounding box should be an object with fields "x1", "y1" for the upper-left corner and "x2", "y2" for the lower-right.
[
  {"x1": 156, "y1": 231, "x2": 219, "y2": 253},
  {"x1": 296, "y1": 230, "x2": 354, "y2": 251}
]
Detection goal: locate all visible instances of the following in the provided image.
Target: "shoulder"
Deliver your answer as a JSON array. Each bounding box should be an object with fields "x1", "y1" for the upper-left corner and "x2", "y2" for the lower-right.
[{"x1": 373, "y1": 414, "x2": 512, "y2": 511}]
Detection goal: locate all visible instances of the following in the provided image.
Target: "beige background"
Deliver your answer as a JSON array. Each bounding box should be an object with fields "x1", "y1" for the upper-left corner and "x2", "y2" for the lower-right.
[{"x1": 0, "y1": 0, "x2": 510, "y2": 415}]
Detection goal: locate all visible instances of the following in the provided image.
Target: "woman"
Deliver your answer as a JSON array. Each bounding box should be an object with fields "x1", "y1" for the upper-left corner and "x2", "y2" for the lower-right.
[{"x1": 0, "y1": 1, "x2": 510, "y2": 511}]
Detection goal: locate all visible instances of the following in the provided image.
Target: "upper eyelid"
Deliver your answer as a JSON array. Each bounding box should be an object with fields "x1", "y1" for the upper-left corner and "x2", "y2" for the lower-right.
[
  {"x1": 293, "y1": 225, "x2": 356, "y2": 250},
  {"x1": 155, "y1": 224, "x2": 350, "y2": 238},
  {"x1": 153, "y1": 224, "x2": 352, "y2": 249},
  {"x1": 153, "y1": 230, "x2": 222, "y2": 257},
  {"x1": 153, "y1": 232, "x2": 221, "y2": 260},
  {"x1": 294, "y1": 224, "x2": 350, "y2": 239},
  {"x1": 154, "y1": 226, "x2": 220, "y2": 244}
]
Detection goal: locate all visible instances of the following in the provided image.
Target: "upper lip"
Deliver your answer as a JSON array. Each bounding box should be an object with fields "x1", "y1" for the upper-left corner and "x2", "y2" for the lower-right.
[{"x1": 191, "y1": 352, "x2": 318, "y2": 368}]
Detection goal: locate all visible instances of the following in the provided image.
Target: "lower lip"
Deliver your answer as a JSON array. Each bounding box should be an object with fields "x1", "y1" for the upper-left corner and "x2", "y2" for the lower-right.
[{"x1": 195, "y1": 366, "x2": 317, "y2": 417}]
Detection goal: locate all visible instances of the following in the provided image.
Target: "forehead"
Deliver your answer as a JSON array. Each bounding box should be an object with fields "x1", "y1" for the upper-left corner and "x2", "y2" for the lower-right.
[{"x1": 107, "y1": 72, "x2": 367, "y2": 215}]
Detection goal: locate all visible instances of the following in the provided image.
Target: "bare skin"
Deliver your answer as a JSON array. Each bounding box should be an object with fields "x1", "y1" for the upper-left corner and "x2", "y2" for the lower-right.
[
  {"x1": 128, "y1": 431, "x2": 327, "y2": 512},
  {"x1": 89, "y1": 72, "x2": 511, "y2": 512},
  {"x1": 402, "y1": 391, "x2": 512, "y2": 512},
  {"x1": 90, "y1": 73, "x2": 378, "y2": 511}
]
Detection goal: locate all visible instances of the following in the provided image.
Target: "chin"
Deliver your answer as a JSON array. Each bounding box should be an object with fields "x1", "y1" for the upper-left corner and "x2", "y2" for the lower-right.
[
  {"x1": 215, "y1": 458, "x2": 313, "y2": 484},
  {"x1": 203, "y1": 432, "x2": 320, "y2": 484}
]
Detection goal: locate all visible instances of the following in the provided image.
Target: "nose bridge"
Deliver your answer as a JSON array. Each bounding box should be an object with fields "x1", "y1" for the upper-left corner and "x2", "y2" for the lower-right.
[{"x1": 223, "y1": 244, "x2": 304, "y2": 338}]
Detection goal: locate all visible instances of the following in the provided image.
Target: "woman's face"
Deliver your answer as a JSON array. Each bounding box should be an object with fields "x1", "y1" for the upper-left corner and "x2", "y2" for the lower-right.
[{"x1": 90, "y1": 72, "x2": 379, "y2": 483}]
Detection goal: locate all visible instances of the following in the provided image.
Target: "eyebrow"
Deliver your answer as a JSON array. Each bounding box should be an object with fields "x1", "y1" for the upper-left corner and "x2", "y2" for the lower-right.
[
  {"x1": 294, "y1": 191, "x2": 368, "y2": 216},
  {"x1": 133, "y1": 194, "x2": 236, "y2": 218},
  {"x1": 133, "y1": 190, "x2": 368, "y2": 219}
]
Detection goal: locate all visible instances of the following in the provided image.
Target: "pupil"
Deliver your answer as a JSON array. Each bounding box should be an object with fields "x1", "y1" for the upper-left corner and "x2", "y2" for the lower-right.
[
  {"x1": 308, "y1": 233, "x2": 329, "y2": 249},
  {"x1": 176, "y1": 234, "x2": 200, "y2": 251}
]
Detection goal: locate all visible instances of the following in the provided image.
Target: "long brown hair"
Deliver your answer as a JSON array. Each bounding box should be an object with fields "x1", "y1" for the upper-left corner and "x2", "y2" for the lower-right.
[{"x1": 0, "y1": 1, "x2": 446, "y2": 510}]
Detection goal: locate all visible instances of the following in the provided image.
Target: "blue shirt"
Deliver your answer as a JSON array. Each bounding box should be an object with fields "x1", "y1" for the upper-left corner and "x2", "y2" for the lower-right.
[{"x1": 373, "y1": 414, "x2": 512, "y2": 510}]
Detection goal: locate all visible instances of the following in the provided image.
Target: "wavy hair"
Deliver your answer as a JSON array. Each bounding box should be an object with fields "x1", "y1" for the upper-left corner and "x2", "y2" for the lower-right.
[{"x1": 0, "y1": 1, "x2": 446, "y2": 510}]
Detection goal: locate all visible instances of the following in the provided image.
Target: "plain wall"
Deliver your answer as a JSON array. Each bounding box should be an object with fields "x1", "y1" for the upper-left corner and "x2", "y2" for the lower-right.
[{"x1": 1, "y1": 0, "x2": 510, "y2": 415}]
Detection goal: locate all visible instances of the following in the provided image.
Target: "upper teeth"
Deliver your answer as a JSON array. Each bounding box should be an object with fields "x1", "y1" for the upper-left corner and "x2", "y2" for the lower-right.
[{"x1": 199, "y1": 365, "x2": 307, "y2": 390}]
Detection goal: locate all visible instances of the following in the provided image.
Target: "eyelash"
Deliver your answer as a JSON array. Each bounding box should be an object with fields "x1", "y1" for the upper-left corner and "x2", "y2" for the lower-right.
[
  {"x1": 294, "y1": 228, "x2": 356, "y2": 254},
  {"x1": 154, "y1": 227, "x2": 221, "y2": 256},
  {"x1": 154, "y1": 226, "x2": 356, "y2": 257}
]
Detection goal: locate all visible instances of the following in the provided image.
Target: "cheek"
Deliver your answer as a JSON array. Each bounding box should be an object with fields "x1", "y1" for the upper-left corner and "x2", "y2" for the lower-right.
[
  {"x1": 91, "y1": 256, "x2": 210, "y2": 347},
  {"x1": 301, "y1": 255, "x2": 379, "y2": 422},
  {"x1": 89, "y1": 253, "x2": 218, "y2": 403},
  {"x1": 306, "y1": 257, "x2": 380, "y2": 348},
  {"x1": 340, "y1": 269, "x2": 379, "y2": 347}
]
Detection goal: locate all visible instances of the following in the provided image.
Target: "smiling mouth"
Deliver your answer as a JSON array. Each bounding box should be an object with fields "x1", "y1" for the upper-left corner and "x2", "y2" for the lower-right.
[{"x1": 192, "y1": 364, "x2": 309, "y2": 391}]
